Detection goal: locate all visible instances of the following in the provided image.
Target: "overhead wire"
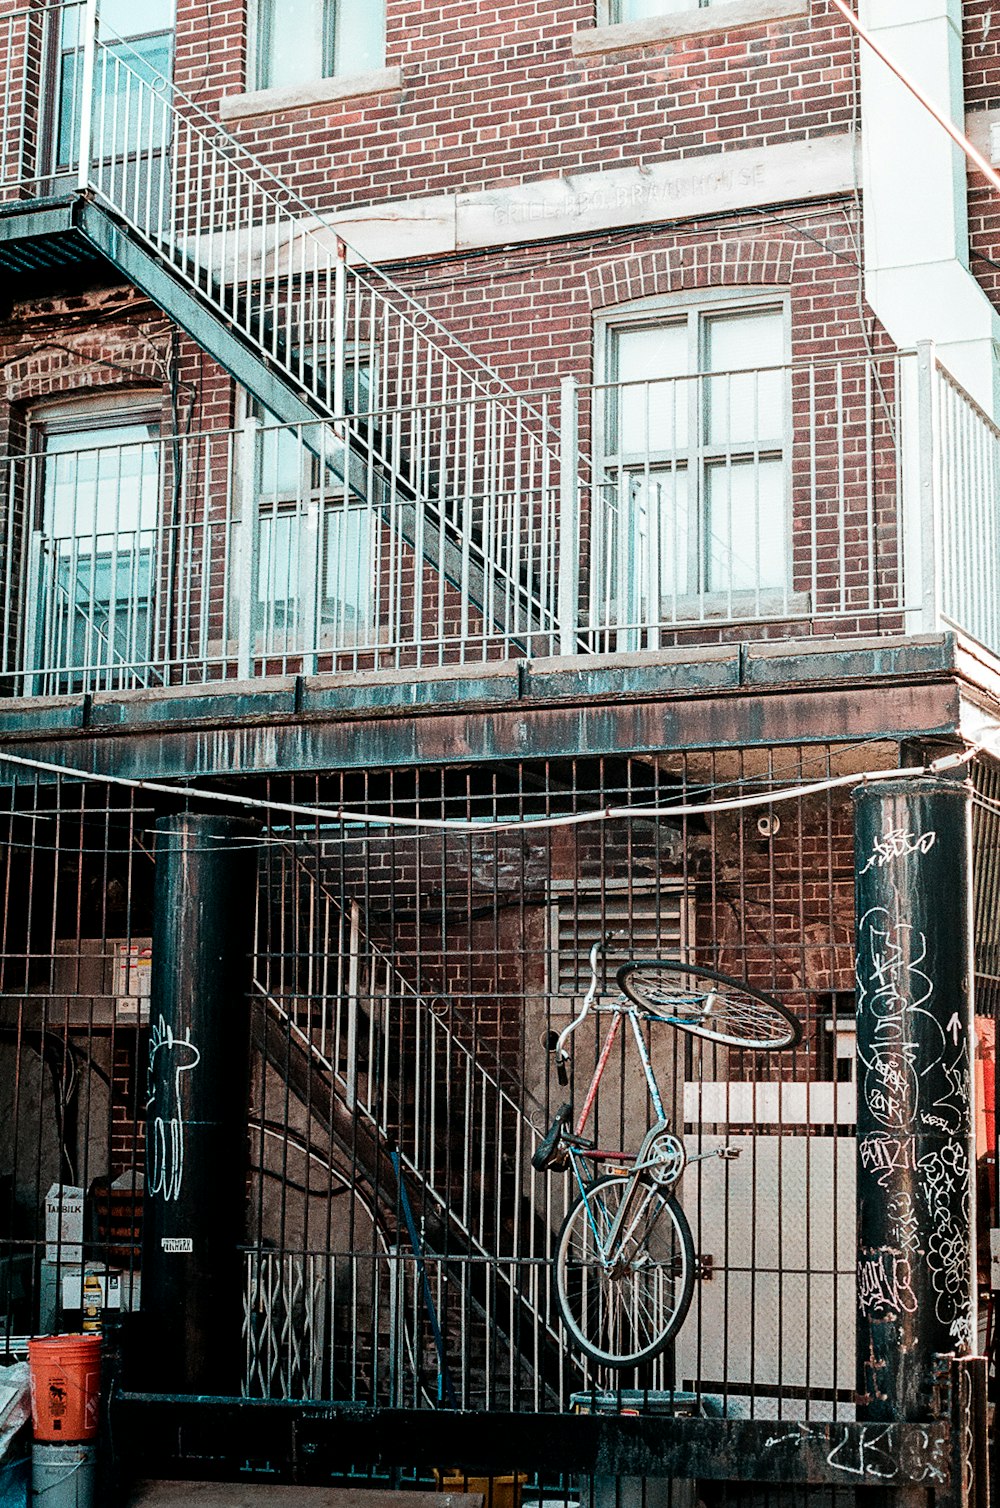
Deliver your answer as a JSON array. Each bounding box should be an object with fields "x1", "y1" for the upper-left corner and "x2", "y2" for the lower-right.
[{"x1": 0, "y1": 742, "x2": 987, "y2": 839}]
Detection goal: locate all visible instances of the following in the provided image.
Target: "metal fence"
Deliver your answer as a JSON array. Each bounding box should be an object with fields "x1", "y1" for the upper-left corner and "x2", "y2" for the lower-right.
[
  {"x1": 4, "y1": 349, "x2": 1000, "y2": 691},
  {"x1": 1, "y1": 399, "x2": 562, "y2": 691},
  {"x1": 4, "y1": 746, "x2": 991, "y2": 1426}
]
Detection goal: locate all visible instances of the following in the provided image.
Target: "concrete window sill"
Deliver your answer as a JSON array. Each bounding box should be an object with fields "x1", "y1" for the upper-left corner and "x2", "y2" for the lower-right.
[
  {"x1": 220, "y1": 66, "x2": 403, "y2": 122},
  {"x1": 572, "y1": 0, "x2": 809, "y2": 56}
]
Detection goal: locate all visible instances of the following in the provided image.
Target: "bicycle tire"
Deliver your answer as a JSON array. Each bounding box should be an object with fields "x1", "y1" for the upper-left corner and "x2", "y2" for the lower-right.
[
  {"x1": 616, "y1": 959, "x2": 802, "y2": 1051},
  {"x1": 554, "y1": 1173, "x2": 694, "y2": 1369}
]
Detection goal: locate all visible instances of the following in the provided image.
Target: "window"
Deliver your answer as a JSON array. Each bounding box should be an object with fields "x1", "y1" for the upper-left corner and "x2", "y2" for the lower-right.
[
  {"x1": 56, "y1": 0, "x2": 174, "y2": 168},
  {"x1": 610, "y1": 0, "x2": 714, "y2": 17},
  {"x1": 596, "y1": 295, "x2": 789, "y2": 623},
  {"x1": 27, "y1": 400, "x2": 161, "y2": 691},
  {"x1": 254, "y1": 0, "x2": 385, "y2": 92},
  {"x1": 252, "y1": 406, "x2": 374, "y2": 653}
]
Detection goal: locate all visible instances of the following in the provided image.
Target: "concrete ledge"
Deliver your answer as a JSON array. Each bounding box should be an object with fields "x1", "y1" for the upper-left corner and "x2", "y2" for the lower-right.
[
  {"x1": 573, "y1": 0, "x2": 809, "y2": 56},
  {"x1": 745, "y1": 633, "x2": 954, "y2": 686},
  {"x1": 524, "y1": 643, "x2": 740, "y2": 699},
  {"x1": 220, "y1": 67, "x2": 403, "y2": 121},
  {"x1": 302, "y1": 659, "x2": 521, "y2": 715},
  {"x1": 89, "y1": 677, "x2": 298, "y2": 728},
  {"x1": 0, "y1": 634, "x2": 964, "y2": 749}
]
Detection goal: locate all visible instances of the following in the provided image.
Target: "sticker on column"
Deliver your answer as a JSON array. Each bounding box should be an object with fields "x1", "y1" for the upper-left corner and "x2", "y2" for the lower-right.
[{"x1": 161, "y1": 1237, "x2": 193, "y2": 1253}]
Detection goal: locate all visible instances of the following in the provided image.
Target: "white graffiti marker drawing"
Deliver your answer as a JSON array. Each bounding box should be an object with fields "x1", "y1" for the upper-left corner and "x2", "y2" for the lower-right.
[
  {"x1": 857, "y1": 1249, "x2": 918, "y2": 1318},
  {"x1": 886, "y1": 1192, "x2": 922, "y2": 1256},
  {"x1": 918, "y1": 1141, "x2": 974, "y2": 1342},
  {"x1": 858, "y1": 1134, "x2": 917, "y2": 1188},
  {"x1": 859, "y1": 828, "x2": 937, "y2": 875},
  {"x1": 826, "y1": 1426, "x2": 898, "y2": 1480},
  {"x1": 146, "y1": 1015, "x2": 201, "y2": 1203},
  {"x1": 856, "y1": 910, "x2": 934, "y2": 1128}
]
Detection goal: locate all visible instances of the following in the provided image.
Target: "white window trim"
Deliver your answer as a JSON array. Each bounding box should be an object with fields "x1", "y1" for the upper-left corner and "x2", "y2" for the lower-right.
[
  {"x1": 24, "y1": 396, "x2": 164, "y2": 694},
  {"x1": 576, "y1": 0, "x2": 808, "y2": 57},
  {"x1": 593, "y1": 287, "x2": 805, "y2": 618}
]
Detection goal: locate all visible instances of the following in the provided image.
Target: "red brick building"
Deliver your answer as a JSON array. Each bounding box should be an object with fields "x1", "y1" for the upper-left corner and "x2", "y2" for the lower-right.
[{"x1": 0, "y1": 0, "x2": 996, "y2": 1493}]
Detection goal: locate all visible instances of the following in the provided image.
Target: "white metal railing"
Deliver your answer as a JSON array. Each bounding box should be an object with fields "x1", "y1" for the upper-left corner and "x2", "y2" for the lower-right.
[
  {"x1": 3, "y1": 400, "x2": 562, "y2": 693},
  {"x1": 7, "y1": 350, "x2": 1000, "y2": 693},
  {"x1": 243, "y1": 1248, "x2": 663, "y2": 1409},
  {"x1": 0, "y1": 3, "x2": 562, "y2": 544},
  {"x1": 577, "y1": 351, "x2": 911, "y2": 651},
  {"x1": 927, "y1": 351, "x2": 1000, "y2": 658},
  {"x1": 0, "y1": 2, "x2": 566, "y2": 658},
  {"x1": 256, "y1": 874, "x2": 561, "y2": 1265},
  {"x1": 6, "y1": 351, "x2": 1000, "y2": 693},
  {"x1": 252, "y1": 872, "x2": 573, "y2": 1397}
]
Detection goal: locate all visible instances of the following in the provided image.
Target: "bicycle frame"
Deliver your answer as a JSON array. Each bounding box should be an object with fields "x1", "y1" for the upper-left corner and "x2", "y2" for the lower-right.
[{"x1": 562, "y1": 1000, "x2": 680, "y2": 1260}]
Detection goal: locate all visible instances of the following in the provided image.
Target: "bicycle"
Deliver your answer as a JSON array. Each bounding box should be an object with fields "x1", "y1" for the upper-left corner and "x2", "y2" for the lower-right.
[{"x1": 532, "y1": 942, "x2": 802, "y2": 1369}]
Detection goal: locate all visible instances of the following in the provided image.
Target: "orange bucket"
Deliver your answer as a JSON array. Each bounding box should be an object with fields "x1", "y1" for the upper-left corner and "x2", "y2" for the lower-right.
[{"x1": 27, "y1": 1334, "x2": 101, "y2": 1442}]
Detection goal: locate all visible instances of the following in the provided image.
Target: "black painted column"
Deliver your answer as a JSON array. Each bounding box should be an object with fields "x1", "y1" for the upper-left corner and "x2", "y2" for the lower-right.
[
  {"x1": 142, "y1": 814, "x2": 259, "y2": 1394},
  {"x1": 854, "y1": 778, "x2": 976, "y2": 1423}
]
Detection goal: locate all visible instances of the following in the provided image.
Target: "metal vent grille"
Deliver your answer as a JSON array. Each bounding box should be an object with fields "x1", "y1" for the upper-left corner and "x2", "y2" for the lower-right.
[{"x1": 548, "y1": 881, "x2": 690, "y2": 1003}]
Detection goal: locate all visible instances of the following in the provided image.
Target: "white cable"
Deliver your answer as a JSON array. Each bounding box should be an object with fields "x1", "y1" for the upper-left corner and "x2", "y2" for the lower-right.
[{"x1": 0, "y1": 742, "x2": 984, "y2": 837}]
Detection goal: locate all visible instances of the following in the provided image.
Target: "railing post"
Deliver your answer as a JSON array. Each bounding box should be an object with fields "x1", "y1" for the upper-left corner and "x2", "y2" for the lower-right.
[
  {"x1": 235, "y1": 415, "x2": 259, "y2": 681},
  {"x1": 334, "y1": 240, "x2": 347, "y2": 415},
  {"x1": 558, "y1": 375, "x2": 580, "y2": 657},
  {"x1": 20, "y1": 530, "x2": 43, "y2": 698},
  {"x1": 913, "y1": 340, "x2": 942, "y2": 633},
  {"x1": 76, "y1": 0, "x2": 99, "y2": 192}
]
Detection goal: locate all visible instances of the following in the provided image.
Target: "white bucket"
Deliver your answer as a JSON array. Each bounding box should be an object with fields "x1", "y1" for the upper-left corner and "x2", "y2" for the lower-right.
[{"x1": 30, "y1": 1442, "x2": 96, "y2": 1507}]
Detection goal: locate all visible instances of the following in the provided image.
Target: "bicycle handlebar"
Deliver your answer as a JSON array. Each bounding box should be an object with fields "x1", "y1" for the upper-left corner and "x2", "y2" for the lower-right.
[{"x1": 553, "y1": 934, "x2": 617, "y2": 1069}]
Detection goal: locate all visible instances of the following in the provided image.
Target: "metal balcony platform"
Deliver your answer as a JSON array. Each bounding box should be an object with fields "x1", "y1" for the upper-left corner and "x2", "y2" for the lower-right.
[{"x1": 0, "y1": 193, "x2": 103, "y2": 276}]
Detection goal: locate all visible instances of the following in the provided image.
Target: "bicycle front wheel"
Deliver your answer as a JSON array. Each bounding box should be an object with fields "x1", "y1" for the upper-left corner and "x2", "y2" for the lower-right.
[
  {"x1": 616, "y1": 960, "x2": 802, "y2": 1051},
  {"x1": 554, "y1": 1173, "x2": 694, "y2": 1369}
]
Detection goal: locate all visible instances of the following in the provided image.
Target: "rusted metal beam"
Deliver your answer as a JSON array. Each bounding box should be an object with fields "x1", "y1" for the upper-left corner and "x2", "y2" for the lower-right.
[{"x1": 0, "y1": 681, "x2": 962, "y2": 785}]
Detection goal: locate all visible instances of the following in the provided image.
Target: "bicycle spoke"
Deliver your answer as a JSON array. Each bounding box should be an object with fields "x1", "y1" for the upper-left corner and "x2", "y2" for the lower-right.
[{"x1": 555, "y1": 1174, "x2": 694, "y2": 1369}]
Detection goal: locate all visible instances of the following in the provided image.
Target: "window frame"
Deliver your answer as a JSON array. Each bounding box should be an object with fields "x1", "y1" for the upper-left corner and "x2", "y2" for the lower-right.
[
  {"x1": 50, "y1": 0, "x2": 175, "y2": 174},
  {"x1": 603, "y1": 0, "x2": 713, "y2": 21},
  {"x1": 592, "y1": 287, "x2": 795, "y2": 616},
  {"x1": 251, "y1": 0, "x2": 386, "y2": 95},
  {"x1": 247, "y1": 398, "x2": 377, "y2": 655},
  {"x1": 24, "y1": 393, "x2": 164, "y2": 692}
]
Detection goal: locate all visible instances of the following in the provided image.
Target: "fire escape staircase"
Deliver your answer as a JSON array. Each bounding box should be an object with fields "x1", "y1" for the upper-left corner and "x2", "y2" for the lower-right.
[
  {"x1": 251, "y1": 851, "x2": 579, "y2": 1406},
  {"x1": 0, "y1": 8, "x2": 569, "y2": 654}
]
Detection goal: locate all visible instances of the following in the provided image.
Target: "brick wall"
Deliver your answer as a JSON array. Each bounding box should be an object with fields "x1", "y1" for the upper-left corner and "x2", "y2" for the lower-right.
[
  {"x1": 959, "y1": 1, "x2": 1000, "y2": 305},
  {"x1": 168, "y1": 0, "x2": 857, "y2": 216}
]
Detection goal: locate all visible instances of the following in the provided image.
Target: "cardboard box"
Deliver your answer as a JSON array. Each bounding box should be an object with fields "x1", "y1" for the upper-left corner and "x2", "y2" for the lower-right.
[{"x1": 44, "y1": 1184, "x2": 84, "y2": 1264}]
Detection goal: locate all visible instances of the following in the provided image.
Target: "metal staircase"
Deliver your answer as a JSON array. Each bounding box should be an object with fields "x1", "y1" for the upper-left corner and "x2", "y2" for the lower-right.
[
  {"x1": 250, "y1": 850, "x2": 581, "y2": 1407},
  {"x1": 0, "y1": 2, "x2": 568, "y2": 654}
]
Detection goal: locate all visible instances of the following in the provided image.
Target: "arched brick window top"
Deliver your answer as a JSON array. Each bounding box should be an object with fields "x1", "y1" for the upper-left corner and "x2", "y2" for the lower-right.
[{"x1": 586, "y1": 241, "x2": 798, "y2": 311}]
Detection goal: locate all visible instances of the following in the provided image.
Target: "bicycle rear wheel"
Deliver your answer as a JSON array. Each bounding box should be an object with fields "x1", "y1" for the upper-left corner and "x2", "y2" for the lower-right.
[
  {"x1": 616, "y1": 960, "x2": 802, "y2": 1051},
  {"x1": 554, "y1": 1173, "x2": 694, "y2": 1369}
]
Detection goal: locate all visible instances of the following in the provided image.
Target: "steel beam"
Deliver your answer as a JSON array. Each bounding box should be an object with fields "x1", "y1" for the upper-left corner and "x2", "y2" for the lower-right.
[{"x1": 0, "y1": 679, "x2": 963, "y2": 785}]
